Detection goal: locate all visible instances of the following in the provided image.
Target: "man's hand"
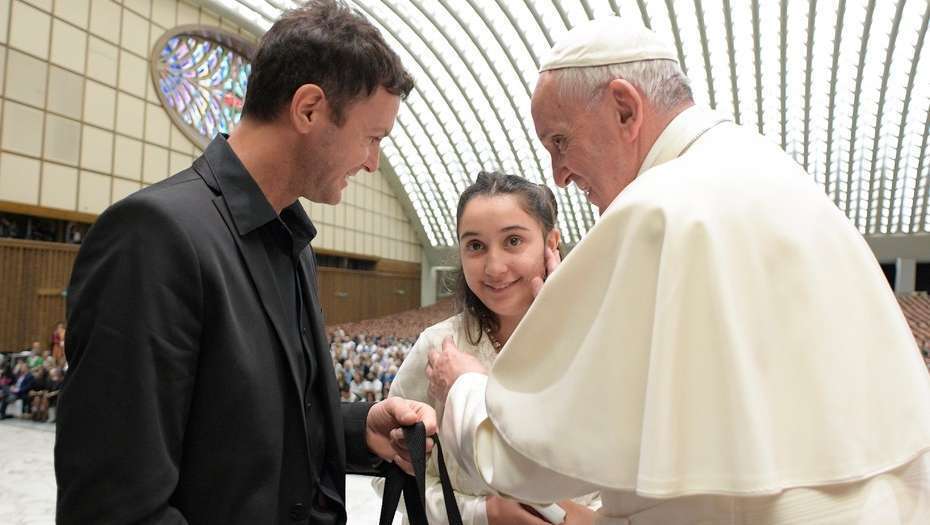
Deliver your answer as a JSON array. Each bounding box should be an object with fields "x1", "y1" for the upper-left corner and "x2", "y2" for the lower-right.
[
  {"x1": 486, "y1": 496, "x2": 549, "y2": 525},
  {"x1": 558, "y1": 500, "x2": 596, "y2": 524},
  {"x1": 426, "y1": 337, "x2": 487, "y2": 403},
  {"x1": 366, "y1": 397, "x2": 437, "y2": 475},
  {"x1": 531, "y1": 246, "x2": 562, "y2": 297}
]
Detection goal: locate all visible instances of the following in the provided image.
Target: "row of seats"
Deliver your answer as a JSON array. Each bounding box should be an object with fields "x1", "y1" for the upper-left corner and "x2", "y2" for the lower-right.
[
  {"x1": 897, "y1": 292, "x2": 930, "y2": 370},
  {"x1": 328, "y1": 293, "x2": 930, "y2": 372},
  {"x1": 328, "y1": 297, "x2": 457, "y2": 340}
]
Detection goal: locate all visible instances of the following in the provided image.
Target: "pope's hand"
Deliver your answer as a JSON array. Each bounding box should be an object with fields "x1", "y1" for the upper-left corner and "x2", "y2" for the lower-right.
[
  {"x1": 426, "y1": 336, "x2": 487, "y2": 403},
  {"x1": 485, "y1": 496, "x2": 549, "y2": 525},
  {"x1": 559, "y1": 500, "x2": 597, "y2": 525},
  {"x1": 366, "y1": 397, "x2": 437, "y2": 475},
  {"x1": 531, "y1": 245, "x2": 562, "y2": 297}
]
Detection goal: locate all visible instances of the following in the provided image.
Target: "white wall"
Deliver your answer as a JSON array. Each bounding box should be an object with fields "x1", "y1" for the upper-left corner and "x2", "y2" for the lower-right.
[
  {"x1": 303, "y1": 167, "x2": 423, "y2": 263},
  {"x1": 0, "y1": 0, "x2": 422, "y2": 263},
  {"x1": 0, "y1": 0, "x2": 242, "y2": 214}
]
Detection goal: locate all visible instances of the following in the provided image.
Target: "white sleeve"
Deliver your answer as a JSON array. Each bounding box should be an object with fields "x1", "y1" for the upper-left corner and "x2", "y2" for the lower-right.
[
  {"x1": 388, "y1": 331, "x2": 433, "y2": 403},
  {"x1": 423, "y1": 473, "x2": 488, "y2": 525},
  {"x1": 440, "y1": 373, "x2": 599, "y2": 505}
]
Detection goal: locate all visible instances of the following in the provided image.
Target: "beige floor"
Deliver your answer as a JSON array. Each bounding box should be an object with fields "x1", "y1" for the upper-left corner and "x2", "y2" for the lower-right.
[{"x1": 0, "y1": 416, "x2": 399, "y2": 524}]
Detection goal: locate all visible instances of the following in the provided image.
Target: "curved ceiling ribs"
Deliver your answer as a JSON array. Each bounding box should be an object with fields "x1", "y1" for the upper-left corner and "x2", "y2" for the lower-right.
[
  {"x1": 907, "y1": 2, "x2": 930, "y2": 233},
  {"x1": 693, "y1": 0, "x2": 716, "y2": 110},
  {"x1": 664, "y1": 0, "x2": 689, "y2": 77},
  {"x1": 778, "y1": 0, "x2": 788, "y2": 151},
  {"x1": 432, "y1": 0, "x2": 580, "y2": 237},
  {"x1": 801, "y1": 0, "x2": 817, "y2": 172},
  {"x1": 490, "y1": 0, "x2": 584, "y2": 239},
  {"x1": 825, "y1": 0, "x2": 846, "y2": 205},
  {"x1": 635, "y1": 0, "x2": 653, "y2": 28},
  {"x1": 201, "y1": 0, "x2": 930, "y2": 245},
  {"x1": 350, "y1": 4, "x2": 469, "y2": 244},
  {"x1": 750, "y1": 0, "x2": 764, "y2": 136},
  {"x1": 462, "y1": 0, "x2": 586, "y2": 239},
  {"x1": 869, "y1": 0, "x2": 905, "y2": 234},
  {"x1": 916, "y1": 104, "x2": 930, "y2": 232},
  {"x1": 721, "y1": 0, "x2": 741, "y2": 125},
  {"x1": 846, "y1": 0, "x2": 876, "y2": 230}
]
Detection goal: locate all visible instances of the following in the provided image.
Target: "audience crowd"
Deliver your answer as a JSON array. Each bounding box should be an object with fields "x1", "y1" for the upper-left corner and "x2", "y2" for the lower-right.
[
  {"x1": 323, "y1": 293, "x2": 930, "y2": 403},
  {"x1": 1, "y1": 337, "x2": 67, "y2": 422},
  {"x1": 328, "y1": 330, "x2": 412, "y2": 403},
  {"x1": 1, "y1": 293, "x2": 926, "y2": 425},
  {"x1": 326, "y1": 298, "x2": 456, "y2": 402},
  {"x1": 899, "y1": 292, "x2": 930, "y2": 371}
]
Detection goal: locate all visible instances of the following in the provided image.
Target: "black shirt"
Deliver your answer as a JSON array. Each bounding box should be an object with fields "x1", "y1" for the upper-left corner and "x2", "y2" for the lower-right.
[
  {"x1": 227, "y1": 164, "x2": 320, "y2": 393},
  {"x1": 224, "y1": 147, "x2": 333, "y2": 518},
  {"x1": 259, "y1": 208, "x2": 319, "y2": 392}
]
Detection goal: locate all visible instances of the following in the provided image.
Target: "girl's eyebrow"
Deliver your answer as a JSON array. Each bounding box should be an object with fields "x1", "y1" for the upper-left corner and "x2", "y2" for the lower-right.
[{"x1": 460, "y1": 225, "x2": 530, "y2": 240}]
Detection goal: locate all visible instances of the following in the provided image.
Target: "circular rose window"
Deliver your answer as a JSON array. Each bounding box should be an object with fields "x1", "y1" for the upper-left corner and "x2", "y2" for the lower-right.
[{"x1": 150, "y1": 26, "x2": 256, "y2": 149}]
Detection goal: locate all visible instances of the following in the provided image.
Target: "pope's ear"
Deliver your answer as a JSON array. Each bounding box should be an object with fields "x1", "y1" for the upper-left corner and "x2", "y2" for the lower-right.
[{"x1": 607, "y1": 78, "x2": 644, "y2": 142}]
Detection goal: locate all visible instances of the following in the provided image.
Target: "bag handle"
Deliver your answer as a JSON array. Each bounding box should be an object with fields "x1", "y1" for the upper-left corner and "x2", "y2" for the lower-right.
[{"x1": 379, "y1": 422, "x2": 463, "y2": 525}]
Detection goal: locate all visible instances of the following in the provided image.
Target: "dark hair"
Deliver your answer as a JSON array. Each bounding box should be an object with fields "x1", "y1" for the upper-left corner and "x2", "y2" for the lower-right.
[
  {"x1": 242, "y1": 0, "x2": 414, "y2": 124},
  {"x1": 455, "y1": 171, "x2": 559, "y2": 347}
]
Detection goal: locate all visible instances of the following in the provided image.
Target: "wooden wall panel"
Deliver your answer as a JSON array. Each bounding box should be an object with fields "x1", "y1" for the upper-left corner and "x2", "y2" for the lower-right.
[
  {"x1": 317, "y1": 267, "x2": 420, "y2": 325},
  {"x1": 0, "y1": 238, "x2": 419, "y2": 352},
  {"x1": 0, "y1": 239, "x2": 78, "y2": 354}
]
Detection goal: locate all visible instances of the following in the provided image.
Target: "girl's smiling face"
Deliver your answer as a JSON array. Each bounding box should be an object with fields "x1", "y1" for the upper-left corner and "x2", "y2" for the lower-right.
[{"x1": 458, "y1": 194, "x2": 556, "y2": 321}]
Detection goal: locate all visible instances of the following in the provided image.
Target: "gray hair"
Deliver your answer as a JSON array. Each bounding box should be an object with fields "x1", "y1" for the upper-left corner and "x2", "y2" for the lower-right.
[{"x1": 550, "y1": 59, "x2": 693, "y2": 112}]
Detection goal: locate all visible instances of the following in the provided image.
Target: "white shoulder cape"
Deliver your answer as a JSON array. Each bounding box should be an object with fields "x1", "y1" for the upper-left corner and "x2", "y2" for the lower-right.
[{"x1": 484, "y1": 107, "x2": 930, "y2": 497}]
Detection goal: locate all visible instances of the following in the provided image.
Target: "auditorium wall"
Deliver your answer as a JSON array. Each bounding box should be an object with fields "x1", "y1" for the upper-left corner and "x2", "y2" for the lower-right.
[
  {"x1": 0, "y1": 0, "x2": 422, "y2": 264},
  {"x1": 0, "y1": 0, "x2": 238, "y2": 217},
  {"x1": 0, "y1": 237, "x2": 419, "y2": 350},
  {"x1": 0, "y1": 237, "x2": 76, "y2": 353},
  {"x1": 0, "y1": 0, "x2": 426, "y2": 350},
  {"x1": 304, "y1": 170, "x2": 423, "y2": 264}
]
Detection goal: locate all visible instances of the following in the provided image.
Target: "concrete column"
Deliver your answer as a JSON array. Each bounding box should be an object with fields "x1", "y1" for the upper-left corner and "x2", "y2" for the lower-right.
[
  {"x1": 421, "y1": 253, "x2": 437, "y2": 307},
  {"x1": 895, "y1": 257, "x2": 916, "y2": 294}
]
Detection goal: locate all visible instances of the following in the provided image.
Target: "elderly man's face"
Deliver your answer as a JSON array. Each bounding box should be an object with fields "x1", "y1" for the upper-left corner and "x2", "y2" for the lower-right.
[{"x1": 531, "y1": 72, "x2": 640, "y2": 214}]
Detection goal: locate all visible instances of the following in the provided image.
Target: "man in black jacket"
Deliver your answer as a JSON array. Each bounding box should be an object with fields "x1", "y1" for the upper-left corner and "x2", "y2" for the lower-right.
[{"x1": 55, "y1": 1, "x2": 436, "y2": 523}]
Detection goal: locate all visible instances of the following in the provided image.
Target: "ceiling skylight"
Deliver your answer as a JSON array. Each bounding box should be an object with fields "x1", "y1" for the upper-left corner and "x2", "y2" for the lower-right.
[{"x1": 198, "y1": 0, "x2": 930, "y2": 246}]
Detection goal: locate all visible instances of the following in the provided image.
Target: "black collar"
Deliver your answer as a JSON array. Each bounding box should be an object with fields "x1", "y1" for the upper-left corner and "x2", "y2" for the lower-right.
[{"x1": 196, "y1": 134, "x2": 317, "y2": 243}]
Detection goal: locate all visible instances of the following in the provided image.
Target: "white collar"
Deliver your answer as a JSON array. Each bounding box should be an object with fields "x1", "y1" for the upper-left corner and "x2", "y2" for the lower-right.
[{"x1": 602, "y1": 106, "x2": 730, "y2": 214}]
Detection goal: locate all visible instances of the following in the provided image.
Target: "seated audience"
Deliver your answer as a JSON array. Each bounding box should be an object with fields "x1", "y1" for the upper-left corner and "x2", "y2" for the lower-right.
[
  {"x1": 0, "y1": 362, "x2": 14, "y2": 399},
  {"x1": 29, "y1": 367, "x2": 63, "y2": 422},
  {"x1": 26, "y1": 342, "x2": 44, "y2": 369},
  {"x1": 0, "y1": 362, "x2": 35, "y2": 419}
]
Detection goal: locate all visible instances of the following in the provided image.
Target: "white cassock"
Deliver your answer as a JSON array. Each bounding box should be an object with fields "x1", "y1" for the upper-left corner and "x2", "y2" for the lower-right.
[{"x1": 440, "y1": 106, "x2": 930, "y2": 524}]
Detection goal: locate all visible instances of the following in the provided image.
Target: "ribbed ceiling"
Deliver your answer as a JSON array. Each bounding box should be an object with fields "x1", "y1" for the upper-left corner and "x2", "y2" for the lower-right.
[{"x1": 199, "y1": 0, "x2": 930, "y2": 247}]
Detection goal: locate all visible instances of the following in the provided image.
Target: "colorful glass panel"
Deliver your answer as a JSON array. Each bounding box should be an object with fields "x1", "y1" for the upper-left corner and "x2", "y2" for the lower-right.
[{"x1": 154, "y1": 32, "x2": 252, "y2": 147}]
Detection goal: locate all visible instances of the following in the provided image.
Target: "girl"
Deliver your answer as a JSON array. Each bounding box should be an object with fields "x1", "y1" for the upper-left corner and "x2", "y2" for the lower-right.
[{"x1": 384, "y1": 172, "x2": 598, "y2": 525}]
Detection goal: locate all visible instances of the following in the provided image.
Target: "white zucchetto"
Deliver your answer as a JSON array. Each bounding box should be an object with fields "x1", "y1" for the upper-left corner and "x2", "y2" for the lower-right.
[{"x1": 539, "y1": 16, "x2": 678, "y2": 72}]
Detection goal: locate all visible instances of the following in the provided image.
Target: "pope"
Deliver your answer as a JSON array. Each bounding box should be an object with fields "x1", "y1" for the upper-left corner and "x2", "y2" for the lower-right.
[{"x1": 426, "y1": 16, "x2": 930, "y2": 524}]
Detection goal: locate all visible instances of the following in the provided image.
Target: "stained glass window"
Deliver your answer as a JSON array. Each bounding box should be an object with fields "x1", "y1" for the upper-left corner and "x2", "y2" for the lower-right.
[{"x1": 151, "y1": 28, "x2": 255, "y2": 149}]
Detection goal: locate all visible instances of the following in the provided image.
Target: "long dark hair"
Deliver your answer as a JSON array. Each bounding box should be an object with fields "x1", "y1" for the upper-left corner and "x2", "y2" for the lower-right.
[{"x1": 455, "y1": 171, "x2": 559, "y2": 346}]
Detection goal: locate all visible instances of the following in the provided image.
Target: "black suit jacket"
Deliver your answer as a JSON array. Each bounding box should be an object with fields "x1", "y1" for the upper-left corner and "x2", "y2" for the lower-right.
[{"x1": 56, "y1": 137, "x2": 382, "y2": 524}]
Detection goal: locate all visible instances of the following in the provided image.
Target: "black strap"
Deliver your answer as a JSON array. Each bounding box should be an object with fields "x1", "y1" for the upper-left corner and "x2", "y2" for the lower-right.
[
  {"x1": 379, "y1": 422, "x2": 464, "y2": 525},
  {"x1": 435, "y1": 436, "x2": 462, "y2": 524}
]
